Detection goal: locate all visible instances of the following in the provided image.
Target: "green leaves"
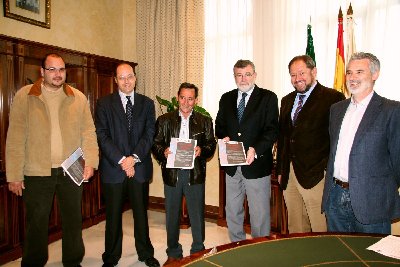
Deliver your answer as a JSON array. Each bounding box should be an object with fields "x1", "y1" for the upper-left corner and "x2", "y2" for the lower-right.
[{"x1": 155, "y1": 95, "x2": 211, "y2": 118}]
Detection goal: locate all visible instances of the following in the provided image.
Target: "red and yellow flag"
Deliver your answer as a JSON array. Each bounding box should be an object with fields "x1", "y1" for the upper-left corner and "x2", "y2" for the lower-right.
[{"x1": 333, "y1": 7, "x2": 348, "y2": 96}]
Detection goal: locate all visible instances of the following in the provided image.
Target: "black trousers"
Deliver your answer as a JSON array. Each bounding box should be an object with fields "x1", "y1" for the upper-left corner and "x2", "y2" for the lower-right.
[
  {"x1": 22, "y1": 168, "x2": 84, "y2": 267},
  {"x1": 102, "y1": 178, "x2": 154, "y2": 265}
]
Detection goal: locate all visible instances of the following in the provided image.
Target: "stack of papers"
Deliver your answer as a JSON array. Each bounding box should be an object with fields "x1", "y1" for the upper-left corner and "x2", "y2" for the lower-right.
[{"x1": 367, "y1": 235, "x2": 400, "y2": 259}]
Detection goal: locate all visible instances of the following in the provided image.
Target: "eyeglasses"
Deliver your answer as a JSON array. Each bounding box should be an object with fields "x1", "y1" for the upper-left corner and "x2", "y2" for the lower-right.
[
  {"x1": 234, "y1": 72, "x2": 254, "y2": 78},
  {"x1": 43, "y1": 67, "x2": 66, "y2": 73},
  {"x1": 117, "y1": 75, "x2": 135, "y2": 82}
]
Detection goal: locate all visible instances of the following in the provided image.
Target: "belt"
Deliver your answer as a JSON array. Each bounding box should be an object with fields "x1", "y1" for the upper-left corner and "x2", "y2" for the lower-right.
[{"x1": 333, "y1": 177, "x2": 349, "y2": 189}]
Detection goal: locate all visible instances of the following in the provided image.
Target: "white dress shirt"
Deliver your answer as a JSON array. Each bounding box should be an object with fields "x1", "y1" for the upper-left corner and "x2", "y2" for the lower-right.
[{"x1": 333, "y1": 91, "x2": 374, "y2": 182}]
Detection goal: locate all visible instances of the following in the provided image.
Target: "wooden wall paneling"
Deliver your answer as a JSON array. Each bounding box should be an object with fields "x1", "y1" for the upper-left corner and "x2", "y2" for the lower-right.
[
  {"x1": 0, "y1": 183, "x2": 9, "y2": 251},
  {"x1": 0, "y1": 34, "x2": 138, "y2": 265}
]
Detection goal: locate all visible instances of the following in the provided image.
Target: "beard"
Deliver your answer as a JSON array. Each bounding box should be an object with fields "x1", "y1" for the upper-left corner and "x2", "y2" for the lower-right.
[
  {"x1": 237, "y1": 82, "x2": 255, "y2": 92},
  {"x1": 294, "y1": 83, "x2": 312, "y2": 94}
]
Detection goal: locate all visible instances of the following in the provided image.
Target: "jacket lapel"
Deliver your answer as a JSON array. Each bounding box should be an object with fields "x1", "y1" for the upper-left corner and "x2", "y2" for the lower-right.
[
  {"x1": 331, "y1": 99, "x2": 350, "y2": 154},
  {"x1": 240, "y1": 85, "x2": 260, "y2": 123},
  {"x1": 111, "y1": 91, "x2": 128, "y2": 130}
]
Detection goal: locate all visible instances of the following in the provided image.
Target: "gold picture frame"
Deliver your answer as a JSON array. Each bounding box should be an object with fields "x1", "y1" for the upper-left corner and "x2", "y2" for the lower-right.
[{"x1": 3, "y1": 0, "x2": 51, "y2": 28}]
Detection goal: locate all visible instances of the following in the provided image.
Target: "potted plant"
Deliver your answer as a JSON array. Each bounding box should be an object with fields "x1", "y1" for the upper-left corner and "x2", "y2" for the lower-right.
[{"x1": 155, "y1": 95, "x2": 211, "y2": 118}]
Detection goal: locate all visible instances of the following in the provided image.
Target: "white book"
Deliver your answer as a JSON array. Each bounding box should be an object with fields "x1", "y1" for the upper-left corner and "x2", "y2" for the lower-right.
[
  {"x1": 166, "y1": 138, "x2": 197, "y2": 169},
  {"x1": 218, "y1": 139, "x2": 247, "y2": 166},
  {"x1": 61, "y1": 147, "x2": 85, "y2": 186}
]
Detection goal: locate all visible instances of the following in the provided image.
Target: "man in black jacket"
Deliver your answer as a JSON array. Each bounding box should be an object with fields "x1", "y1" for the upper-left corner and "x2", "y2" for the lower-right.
[
  {"x1": 215, "y1": 60, "x2": 279, "y2": 242},
  {"x1": 152, "y1": 83, "x2": 216, "y2": 266}
]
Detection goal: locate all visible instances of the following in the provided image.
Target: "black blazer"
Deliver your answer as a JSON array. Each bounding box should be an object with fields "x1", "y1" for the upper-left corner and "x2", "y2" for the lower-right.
[
  {"x1": 95, "y1": 91, "x2": 156, "y2": 183},
  {"x1": 276, "y1": 82, "x2": 345, "y2": 189},
  {"x1": 215, "y1": 85, "x2": 279, "y2": 179}
]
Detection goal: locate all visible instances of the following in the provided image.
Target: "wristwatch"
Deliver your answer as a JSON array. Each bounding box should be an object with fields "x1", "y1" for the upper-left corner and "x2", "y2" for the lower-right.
[{"x1": 132, "y1": 154, "x2": 141, "y2": 163}]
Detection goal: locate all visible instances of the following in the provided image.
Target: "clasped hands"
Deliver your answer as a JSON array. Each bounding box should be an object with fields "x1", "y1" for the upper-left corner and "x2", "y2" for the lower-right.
[{"x1": 120, "y1": 156, "x2": 136, "y2": 178}]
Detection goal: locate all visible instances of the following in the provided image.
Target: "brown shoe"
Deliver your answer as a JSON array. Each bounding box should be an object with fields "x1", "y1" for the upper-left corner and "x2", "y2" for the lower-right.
[{"x1": 163, "y1": 256, "x2": 182, "y2": 266}]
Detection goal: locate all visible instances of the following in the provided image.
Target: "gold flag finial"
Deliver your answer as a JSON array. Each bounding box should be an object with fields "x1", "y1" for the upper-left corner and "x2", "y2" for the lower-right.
[
  {"x1": 338, "y1": 7, "x2": 343, "y2": 19},
  {"x1": 347, "y1": 3, "x2": 353, "y2": 15}
]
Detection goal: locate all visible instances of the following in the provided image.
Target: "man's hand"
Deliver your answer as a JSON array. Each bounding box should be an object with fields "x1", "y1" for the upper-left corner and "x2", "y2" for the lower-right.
[
  {"x1": 83, "y1": 166, "x2": 94, "y2": 181},
  {"x1": 222, "y1": 136, "x2": 230, "y2": 142},
  {"x1": 246, "y1": 147, "x2": 256, "y2": 165},
  {"x1": 164, "y1": 147, "x2": 172, "y2": 159},
  {"x1": 125, "y1": 166, "x2": 135, "y2": 178},
  {"x1": 277, "y1": 174, "x2": 282, "y2": 184},
  {"x1": 120, "y1": 156, "x2": 135, "y2": 171},
  {"x1": 194, "y1": 146, "x2": 201, "y2": 157},
  {"x1": 8, "y1": 181, "x2": 25, "y2": 196}
]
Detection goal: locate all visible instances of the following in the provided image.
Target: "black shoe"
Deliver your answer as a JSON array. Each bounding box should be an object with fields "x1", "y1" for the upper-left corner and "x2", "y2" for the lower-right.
[{"x1": 143, "y1": 256, "x2": 160, "y2": 267}]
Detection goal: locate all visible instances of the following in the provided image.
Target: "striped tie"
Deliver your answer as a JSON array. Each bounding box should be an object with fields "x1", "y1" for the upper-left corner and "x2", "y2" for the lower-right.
[
  {"x1": 126, "y1": 96, "x2": 133, "y2": 132},
  {"x1": 292, "y1": 94, "x2": 305, "y2": 124},
  {"x1": 237, "y1": 92, "x2": 247, "y2": 122}
]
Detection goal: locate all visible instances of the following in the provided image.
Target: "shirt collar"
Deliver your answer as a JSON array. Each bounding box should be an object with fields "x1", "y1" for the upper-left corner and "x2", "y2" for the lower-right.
[
  {"x1": 238, "y1": 86, "x2": 255, "y2": 97},
  {"x1": 119, "y1": 90, "x2": 134, "y2": 103},
  {"x1": 179, "y1": 109, "x2": 193, "y2": 120},
  {"x1": 350, "y1": 90, "x2": 374, "y2": 107}
]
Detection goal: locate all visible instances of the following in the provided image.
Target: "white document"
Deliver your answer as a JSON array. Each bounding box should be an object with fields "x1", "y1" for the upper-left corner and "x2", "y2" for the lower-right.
[
  {"x1": 166, "y1": 138, "x2": 197, "y2": 169},
  {"x1": 218, "y1": 139, "x2": 247, "y2": 166},
  {"x1": 61, "y1": 147, "x2": 85, "y2": 186},
  {"x1": 367, "y1": 235, "x2": 400, "y2": 260}
]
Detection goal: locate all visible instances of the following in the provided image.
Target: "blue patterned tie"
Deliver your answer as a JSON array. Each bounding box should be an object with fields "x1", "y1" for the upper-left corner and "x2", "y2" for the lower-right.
[
  {"x1": 292, "y1": 94, "x2": 305, "y2": 125},
  {"x1": 237, "y1": 92, "x2": 247, "y2": 122},
  {"x1": 126, "y1": 96, "x2": 133, "y2": 132}
]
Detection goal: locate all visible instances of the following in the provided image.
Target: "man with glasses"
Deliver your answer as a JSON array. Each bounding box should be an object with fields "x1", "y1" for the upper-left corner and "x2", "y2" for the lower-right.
[
  {"x1": 215, "y1": 59, "x2": 279, "y2": 241},
  {"x1": 6, "y1": 53, "x2": 99, "y2": 267},
  {"x1": 95, "y1": 63, "x2": 160, "y2": 267},
  {"x1": 276, "y1": 55, "x2": 345, "y2": 234}
]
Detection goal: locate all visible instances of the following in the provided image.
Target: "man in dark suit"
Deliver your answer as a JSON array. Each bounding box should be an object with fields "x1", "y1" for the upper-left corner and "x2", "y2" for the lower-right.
[
  {"x1": 95, "y1": 63, "x2": 160, "y2": 267},
  {"x1": 152, "y1": 83, "x2": 216, "y2": 266},
  {"x1": 276, "y1": 55, "x2": 345, "y2": 234},
  {"x1": 215, "y1": 59, "x2": 279, "y2": 241},
  {"x1": 322, "y1": 52, "x2": 400, "y2": 234}
]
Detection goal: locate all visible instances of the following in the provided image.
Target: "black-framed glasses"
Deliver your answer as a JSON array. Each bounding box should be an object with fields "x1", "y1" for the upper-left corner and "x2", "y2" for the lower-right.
[{"x1": 43, "y1": 67, "x2": 66, "y2": 73}]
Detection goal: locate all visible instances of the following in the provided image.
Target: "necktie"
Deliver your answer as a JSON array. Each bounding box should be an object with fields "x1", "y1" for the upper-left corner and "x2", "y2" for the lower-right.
[
  {"x1": 237, "y1": 92, "x2": 247, "y2": 122},
  {"x1": 292, "y1": 94, "x2": 305, "y2": 124},
  {"x1": 126, "y1": 96, "x2": 133, "y2": 132}
]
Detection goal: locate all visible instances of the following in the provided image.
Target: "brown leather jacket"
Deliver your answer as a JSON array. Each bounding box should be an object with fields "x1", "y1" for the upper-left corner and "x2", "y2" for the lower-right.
[{"x1": 152, "y1": 110, "x2": 216, "y2": 186}]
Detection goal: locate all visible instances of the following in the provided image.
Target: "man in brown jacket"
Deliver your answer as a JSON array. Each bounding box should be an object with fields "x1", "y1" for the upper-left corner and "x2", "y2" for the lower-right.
[
  {"x1": 6, "y1": 53, "x2": 99, "y2": 267},
  {"x1": 276, "y1": 55, "x2": 345, "y2": 234}
]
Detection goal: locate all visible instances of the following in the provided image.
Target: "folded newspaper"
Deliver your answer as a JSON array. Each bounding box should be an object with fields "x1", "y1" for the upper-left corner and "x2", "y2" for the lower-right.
[{"x1": 61, "y1": 147, "x2": 85, "y2": 186}]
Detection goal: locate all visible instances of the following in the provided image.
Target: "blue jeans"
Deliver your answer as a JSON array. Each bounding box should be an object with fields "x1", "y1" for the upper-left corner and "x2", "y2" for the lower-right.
[{"x1": 325, "y1": 182, "x2": 390, "y2": 234}]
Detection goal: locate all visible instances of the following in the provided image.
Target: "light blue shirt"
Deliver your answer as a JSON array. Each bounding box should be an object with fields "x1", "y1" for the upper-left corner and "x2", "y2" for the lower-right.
[{"x1": 290, "y1": 82, "x2": 317, "y2": 120}]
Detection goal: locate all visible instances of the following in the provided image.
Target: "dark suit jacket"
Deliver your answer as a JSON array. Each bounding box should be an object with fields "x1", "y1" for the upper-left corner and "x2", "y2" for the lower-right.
[
  {"x1": 95, "y1": 91, "x2": 155, "y2": 183},
  {"x1": 215, "y1": 85, "x2": 279, "y2": 179},
  {"x1": 322, "y1": 92, "x2": 400, "y2": 224},
  {"x1": 276, "y1": 82, "x2": 345, "y2": 190}
]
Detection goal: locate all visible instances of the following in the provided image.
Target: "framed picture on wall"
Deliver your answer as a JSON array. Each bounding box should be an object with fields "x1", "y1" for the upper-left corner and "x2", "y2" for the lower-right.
[{"x1": 3, "y1": 0, "x2": 51, "y2": 28}]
